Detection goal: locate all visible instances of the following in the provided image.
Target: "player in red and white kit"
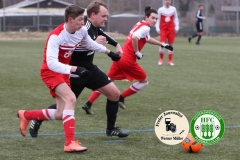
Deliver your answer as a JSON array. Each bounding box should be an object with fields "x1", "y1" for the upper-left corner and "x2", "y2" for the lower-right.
[
  {"x1": 155, "y1": 0, "x2": 179, "y2": 66},
  {"x1": 17, "y1": 5, "x2": 121, "y2": 153},
  {"x1": 82, "y1": 6, "x2": 173, "y2": 112}
]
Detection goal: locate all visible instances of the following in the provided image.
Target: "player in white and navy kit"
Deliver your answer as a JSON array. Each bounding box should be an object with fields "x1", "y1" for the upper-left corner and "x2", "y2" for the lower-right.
[
  {"x1": 188, "y1": 5, "x2": 206, "y2": 45},
  {"x1": 17, "y1": 5, "x2": 122, "y2": 153},
  {"x1": 29, "y1": 1, "x2": 128, "y2": 139}
]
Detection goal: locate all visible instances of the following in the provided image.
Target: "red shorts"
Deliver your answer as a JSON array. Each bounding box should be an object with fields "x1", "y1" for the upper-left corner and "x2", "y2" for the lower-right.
[
  {"x1": 107, "y1": 58, "x2": 146, "y2": 82},
  {"x1": 160, "y1": 30, "x2": 175, "y2": 43},
  {"x1": 40, "y1": 69, "x2": 70, "y2": 97}
]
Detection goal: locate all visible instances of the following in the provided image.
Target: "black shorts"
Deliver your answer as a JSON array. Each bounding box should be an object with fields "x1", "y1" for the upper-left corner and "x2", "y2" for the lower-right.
[
  {"x1": 196, "y1": 21, "x2": 203, "y2": 32},
  {"x1": 70, "y1": 65, "x2": 112, "y2": 98}
]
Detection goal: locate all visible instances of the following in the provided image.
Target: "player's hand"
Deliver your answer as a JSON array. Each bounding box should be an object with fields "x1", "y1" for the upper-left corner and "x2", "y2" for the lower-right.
[
  {"x1": 135, "y1": 51, "x2": 143, "y2": 60},
  {"x1": 72, "y1": 67, "x2": 90, "y2": 77},
  {"x1": 95, "y1": 35, "x2": 108, "y2": 45},
  {"x1": 161, "y1": 43, "x2": 173, "y2": 51},
  {"x1": 108, "y1": 51, "x2": 121, "y2": 61},
  {"x1": 116, "y1": 44, "x2": 123, "y2": 56}
]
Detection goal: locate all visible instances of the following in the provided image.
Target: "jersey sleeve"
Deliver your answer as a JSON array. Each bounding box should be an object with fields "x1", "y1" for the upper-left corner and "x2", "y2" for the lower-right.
[
  {"x1": 133, "y1": 25, "x2": 151, "y2": 41},
  {"x1": 196, "y1": 10, "x2": 204, "y2": 19},
  {"x1": 46, "y1": 35, "x2": 72, "y2": 74},
  {"x1": 98, "y1": 28, "x2": 118, "y2": 47},
  {"x1": 81, "y1": 27, "x2": 107, "y2": 53},
  {"x1": 174, "y1": 7, "x2": 179, "y2": 31},
  {"x1": 155, "y1": 8, "x2": 161, "y2": 33}
]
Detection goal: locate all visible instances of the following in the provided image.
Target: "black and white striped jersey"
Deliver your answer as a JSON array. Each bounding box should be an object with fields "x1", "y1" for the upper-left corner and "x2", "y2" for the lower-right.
[{"x1": 196, "y1": 10, "x2": 204, "y2": 23}]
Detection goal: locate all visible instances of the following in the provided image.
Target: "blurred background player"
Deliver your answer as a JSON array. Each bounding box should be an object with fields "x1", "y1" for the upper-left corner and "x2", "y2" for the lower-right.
[
  {"x1": 82, "y1": 6, "x2": 173, "y2": 113},
  {"x1": 28, "y1": 1, "x2": 128, "y2": 139},
  {"x1": 188, "y1": 5, "x2": 206, "y2": 45},
  {"x1": 155, "y1": 0, "x2": 179, "y2": 66}
]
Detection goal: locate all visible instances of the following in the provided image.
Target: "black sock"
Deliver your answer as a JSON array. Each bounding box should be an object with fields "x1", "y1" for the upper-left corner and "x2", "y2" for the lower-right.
[
  {"x1": 86, "y1": 101, "x2": 92, "y2": 108},
  {"x1": 106, "y1": 99, "x2": 119, "y2": 130},
  {"x1": 48, "y1": 104, "x2": 57, "y2": 109},
  {"x1": 119, "y1": 95, "x2": 124, "y2": 103},
  {"x1": 191, "y1": 34, "x2": 198, "y2": 39},
  {"x1": 197, "y1": 35, "x2": 202, "y2": 42}
]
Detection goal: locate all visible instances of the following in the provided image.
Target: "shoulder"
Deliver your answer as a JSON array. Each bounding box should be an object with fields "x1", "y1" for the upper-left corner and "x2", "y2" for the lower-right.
[
  {"x1": 158, "y1": 6, "x2": 164, "y2": 12},
  {"x1": 134, "y1": 24, "x2": 150, "y2": 35},
  {"x1": 140, "y1": 25, "x2": 150, "y2": 32},
  {"x1": 85, "y1": 20, "x2": 92, "y2": 30},
  {"x1": 50, "y1": 23, "x2": 64, "y2": 36},
  {"x1": 76, "y1": 26, "x2": 88, "y2": 34},
  {"x1": 169, "y1": 6, "x2": 177, "y2": 12},
  {"x1": 69, "y1": 26, "x2": 88, "y2": 40},
  {"x1": 47, "y1": 24, "x2": 65, "y2": 42}
]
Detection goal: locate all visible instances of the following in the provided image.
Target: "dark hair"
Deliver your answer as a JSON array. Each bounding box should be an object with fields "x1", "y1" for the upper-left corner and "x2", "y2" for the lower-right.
[
  {"x1": 145, "y1": 6, "x2": 157, "y2": 17},
  {"x1": 87, "y1": 0, "x2": 107, "y2": 18},
  {"x1": 64, "y1": 5, "x2": 85, "y2": 22}
]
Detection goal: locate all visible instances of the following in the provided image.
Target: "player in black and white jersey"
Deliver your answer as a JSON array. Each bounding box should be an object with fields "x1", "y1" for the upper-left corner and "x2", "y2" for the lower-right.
[
  {"x1": 188, "y1": 5, "x2": 206, "y2": 45},
  {"x1": 29, "y1": 0, "x2": 128, "y2": 138}
]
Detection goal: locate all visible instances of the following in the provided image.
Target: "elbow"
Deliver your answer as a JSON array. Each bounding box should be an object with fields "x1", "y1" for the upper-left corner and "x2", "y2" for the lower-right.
[{"x1": 47, "y1": 59, "x2": 56, "y2": 71}]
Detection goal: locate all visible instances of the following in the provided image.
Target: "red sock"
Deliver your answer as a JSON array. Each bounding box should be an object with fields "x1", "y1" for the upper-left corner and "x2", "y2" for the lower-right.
[
  {"x1": 62, "y1": 110, "x2": 75, "y2": 146},
  {"x1": 168, "y1": 53, "x2": 173, "y2": 62},
  {"x1": 121, "y1": 87, "x2": 137, "y2": 98},
  {"x1": 24, "y1": 109, "x2": 51, "y2": 120},
  {"x1": 88, "y1": 91, "x2": 101, "y2": 103},
  {"x1": 160, "y1": 53, "x2": 164, "y2": 59}
]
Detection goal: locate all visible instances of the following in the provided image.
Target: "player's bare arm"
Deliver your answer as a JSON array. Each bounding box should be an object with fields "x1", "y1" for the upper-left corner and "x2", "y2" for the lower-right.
[
  {"x1": 115, "y1": 44, "x2": 123, "y2": 56},
  {"x1": 132, "y1": 35, "x2": 139, "y2": 52},
  {"x1": 147, "y1": 38, "x2": 173, "y2": 51}
]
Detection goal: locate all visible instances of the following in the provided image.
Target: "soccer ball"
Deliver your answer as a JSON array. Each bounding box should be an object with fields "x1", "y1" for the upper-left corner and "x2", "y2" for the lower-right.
[{"x1": 182, "y1": 133, "x2": 202, "y2": 153}]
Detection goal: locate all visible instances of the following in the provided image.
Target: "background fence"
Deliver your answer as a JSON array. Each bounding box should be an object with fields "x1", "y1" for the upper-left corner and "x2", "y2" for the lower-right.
[{"x1": 0, "y1": 0, "x2": 239, "y2": 36}]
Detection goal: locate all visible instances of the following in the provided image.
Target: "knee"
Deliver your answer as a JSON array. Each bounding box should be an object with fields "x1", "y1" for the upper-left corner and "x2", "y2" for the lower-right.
[
  {"x1": 108, "y1": 89, "x2": 120, "y2": 101},
  {"x1": 65, "y1": 95, "x2": 77, "y2": 109}
]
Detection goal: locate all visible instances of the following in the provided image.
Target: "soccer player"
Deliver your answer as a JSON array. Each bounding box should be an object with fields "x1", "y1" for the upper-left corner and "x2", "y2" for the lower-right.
[
  {"x1": 17, "y1": 4, "x2": 122, "y2": 153},
  {"x1": 188, "y1": 5, "x2": 206, "y2": 45},
  {"x1": 155, "y1": 0, "x2": 179, "y2": 66},
  {"x1": 82, "y1": 6, "x2": 173, "y2": 113},
  {"x1": 29, "y1": 0, "x2": 128, "y2": 139}
]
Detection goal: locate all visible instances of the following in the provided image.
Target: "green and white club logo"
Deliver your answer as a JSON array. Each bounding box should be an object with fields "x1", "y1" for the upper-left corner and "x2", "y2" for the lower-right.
[{"x1": 190, "y1": 110, "x2": 225, "y2": 145}]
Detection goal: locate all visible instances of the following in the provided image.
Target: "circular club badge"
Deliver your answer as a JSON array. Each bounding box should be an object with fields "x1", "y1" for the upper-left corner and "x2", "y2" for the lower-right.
[
  {"x1": 154, "y1": 110, "x2": 189, "y2": 145},
  {"x1": 190, "y1": 110, "x2": 225, "y2": 145}
]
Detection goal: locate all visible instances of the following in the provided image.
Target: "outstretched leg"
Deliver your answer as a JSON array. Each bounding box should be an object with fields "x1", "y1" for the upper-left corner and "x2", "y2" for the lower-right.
[{"x1": 29, "y1": 104, "x2": 57, "y2": 137}]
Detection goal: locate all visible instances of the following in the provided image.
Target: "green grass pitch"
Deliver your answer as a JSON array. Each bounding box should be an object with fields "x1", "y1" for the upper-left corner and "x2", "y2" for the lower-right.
[{"x1": 0, "y1": 37, "x2": 239, "y2": 160}]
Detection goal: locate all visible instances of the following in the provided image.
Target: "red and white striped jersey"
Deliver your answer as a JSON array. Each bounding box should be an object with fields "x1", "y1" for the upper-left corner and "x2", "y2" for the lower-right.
[
  {"x1": 155, "y1": 6, "x2": 179, "y2": 32},
  {"x1": 122, "y1": 20, "x2": 151, "y2": 60},
  {"x1": 41, "y1": 23, "x2": 107, "y2": 74}
]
